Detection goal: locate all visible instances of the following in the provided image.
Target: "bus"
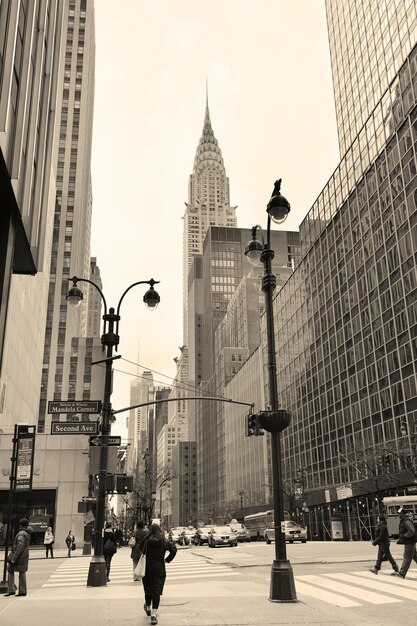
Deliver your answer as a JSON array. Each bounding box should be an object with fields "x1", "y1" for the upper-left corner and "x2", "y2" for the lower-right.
[
  {"x1": 244, "y1": 510, "x2": 290, "y2": 541},
  {"x1": 382, "y1": 496, "x2": 417, "y2": 537}
]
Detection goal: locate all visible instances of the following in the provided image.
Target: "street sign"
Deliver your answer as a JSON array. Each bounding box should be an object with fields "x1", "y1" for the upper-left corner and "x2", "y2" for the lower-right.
[
  {"x1": 89, "y1": 436, "x2": 121, "y2": 447},
  {"x1": 51, "y1": 422, "x2": 99, "y2": 435},
  {"x1": 82, "y1": 496, "x2": 97, "y2": 503},
  {"x1": 15, "y1": 426, "x2": 36, "y2": 491},
  {"x1": 48, "y1": 400, "x2": 101, "y2": 414}
]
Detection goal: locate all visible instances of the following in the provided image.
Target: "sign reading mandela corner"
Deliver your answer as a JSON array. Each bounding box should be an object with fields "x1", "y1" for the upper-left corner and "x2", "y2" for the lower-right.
[
  {"x1": 51, "y1": 422, "x2": 99, "y2": 435},
  {"x1": 48, "y1": 400, "x2": 101, "y2": 414}
]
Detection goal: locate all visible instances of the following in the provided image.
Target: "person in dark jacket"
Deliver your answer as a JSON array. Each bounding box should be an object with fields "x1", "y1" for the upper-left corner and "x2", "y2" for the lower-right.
[
  {"x1": 369, "y1": 514, "x2": 398, "y2": 574},
  {"x1": 131, "y1": 519, "x2": 148, "y2": 580},
  {"x1": 140, "y1": 522, "x2": 177, "y2": 625},
  {"x1": 65, "y1": 530, "x2": 75, "y2": 557},
  {"x1": 4, "y1": 518, "x2": 32, "y2": 597},
  {"x1": 392, "y1": 507, "x2": 417, "y2": 578},
  {"x1": 103, "y1": 522, "x2": 117, "y2": 582}
]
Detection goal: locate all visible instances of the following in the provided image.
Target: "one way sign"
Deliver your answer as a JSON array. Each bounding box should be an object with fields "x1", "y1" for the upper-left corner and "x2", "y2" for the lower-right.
[{"x1": 89, "y1": 436, "x2": 121, "y2": 447}]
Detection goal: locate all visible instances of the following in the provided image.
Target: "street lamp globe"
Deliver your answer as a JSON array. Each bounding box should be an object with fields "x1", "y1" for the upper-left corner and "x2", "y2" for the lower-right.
[
  {"x1": 143, "y1": 283, "x2": 160, "y2": 310},
  {"x1": 244, "y1": 238, "x2": 263, "y2": 266},
  {"x1": 267, "y1": 189, "x2": 291, "y2": 224},
  {"x1": 66, "y1": 284, "x2": 83, "y2": 307}
]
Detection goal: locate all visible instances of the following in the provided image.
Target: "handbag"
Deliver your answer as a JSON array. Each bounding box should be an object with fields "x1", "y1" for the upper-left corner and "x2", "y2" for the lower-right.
[
  {"x1": 133, "y1": 553, "x2": 146, "y2": 579},
  {"x1": 71, "y1": 542, "x2": 76, "y2": 551}
]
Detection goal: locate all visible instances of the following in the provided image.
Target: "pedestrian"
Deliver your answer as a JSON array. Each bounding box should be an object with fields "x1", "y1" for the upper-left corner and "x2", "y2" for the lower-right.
[
  {"x1": 114, "y1": 526, "x2": 124, "y2": 547},
  {"x1": 4, "y1": 518, "x2": 32, "y2": 597},
  {"x1": 43, "y1": 526, "x2": 54, "y2": 559},
  {"x1": 65, "y1": 530, "x2": 75, "y2": 557},
  {"x1": 391, "y1": 507, "x2": 417, "y2": 578},
  {"x1": 369, "y1": 514, "x2": 398, "y2": 574},
  {"x1": 103, "y1": 522, "x2": 117, "y2": 582},
  {"x1": 140, "y1": 521, "x2": 177, "y2": 625},
  {"x1": 131, "y1": 519, "x2": 148, "y2": 580}
]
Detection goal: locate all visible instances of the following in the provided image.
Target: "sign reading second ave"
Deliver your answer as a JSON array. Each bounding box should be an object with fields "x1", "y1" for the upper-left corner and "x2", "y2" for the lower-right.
[
  {"x1": 48, "y1": 400, "x2": 101, "y2": 414},
  {"x1": 51, "y1": 422, "x2": 99, "y2": 435},
  {"x1": 90, "y1": 436, "x2": 121, "y2": 447}
]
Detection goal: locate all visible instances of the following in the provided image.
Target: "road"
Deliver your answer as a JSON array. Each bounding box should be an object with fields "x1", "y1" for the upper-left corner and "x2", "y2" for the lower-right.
[{"x1": 0, "y1": 541, "x2": 416, "y2": 625}]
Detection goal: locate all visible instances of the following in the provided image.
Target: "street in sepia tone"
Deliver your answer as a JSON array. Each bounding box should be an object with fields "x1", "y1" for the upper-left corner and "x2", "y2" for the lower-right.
[{"x1": 1, "y1": 0, "x2": 417, "y2": 624}]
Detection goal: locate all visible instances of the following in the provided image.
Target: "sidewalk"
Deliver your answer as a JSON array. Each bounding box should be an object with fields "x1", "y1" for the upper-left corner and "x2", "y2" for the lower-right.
[{"x1": 0, "y1": 578, "x2": 371, "y2": 626}]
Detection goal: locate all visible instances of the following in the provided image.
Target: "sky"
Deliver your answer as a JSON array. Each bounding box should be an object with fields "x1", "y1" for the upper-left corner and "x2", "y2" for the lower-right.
[{"x1": 90, "y1": 0, "x2": 340, "y2": 438}]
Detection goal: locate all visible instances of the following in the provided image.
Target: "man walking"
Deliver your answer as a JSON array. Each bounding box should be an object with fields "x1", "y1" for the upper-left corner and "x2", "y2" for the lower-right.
[
  {"x1": 392, "y1": 507, "x2": 417, "y2": 578},
  {"x1": 369, "y1": 513, "x2": 398, "y2": 574},
  {"x1": 4, "y1": 518, "x2": 32, "y2": 597}
]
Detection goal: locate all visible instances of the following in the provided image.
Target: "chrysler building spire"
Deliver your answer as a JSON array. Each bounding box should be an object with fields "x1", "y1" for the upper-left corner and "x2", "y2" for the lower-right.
[{"x1": 183, "y1": 91, "x2": 237, "y2": 341}]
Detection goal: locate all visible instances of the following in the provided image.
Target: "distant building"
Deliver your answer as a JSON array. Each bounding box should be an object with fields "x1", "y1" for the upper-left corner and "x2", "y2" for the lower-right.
[{"x1": 171, "y1": 442, "x2": 197, "y2": 527}]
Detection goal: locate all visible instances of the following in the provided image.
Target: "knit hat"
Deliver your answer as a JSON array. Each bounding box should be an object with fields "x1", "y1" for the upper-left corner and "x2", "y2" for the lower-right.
[{"x1": 19, "y1": 518, "x2": 29, "y2": 527}]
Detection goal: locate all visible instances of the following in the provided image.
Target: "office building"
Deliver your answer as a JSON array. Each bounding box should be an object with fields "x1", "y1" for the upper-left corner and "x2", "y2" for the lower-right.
[
  {"x1": 0, "y1": 1, "x2": 64, "y2": 427},
  {"x1": 269, "y1": 1, "x2": 417, "y2": 539}
]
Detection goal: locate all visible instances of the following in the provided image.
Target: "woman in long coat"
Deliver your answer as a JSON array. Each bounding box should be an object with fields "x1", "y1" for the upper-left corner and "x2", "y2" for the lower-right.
[
  {"x1": 140, "y1": 523, "x2": 177, "y2": 625},
  {"x1": 5, "y1": 518, "x2": 32, "y2": 597}
]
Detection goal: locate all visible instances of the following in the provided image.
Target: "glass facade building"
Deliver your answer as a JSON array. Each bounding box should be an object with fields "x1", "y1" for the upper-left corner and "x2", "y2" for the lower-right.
[{"x1": 272, "y1": 6, "x2": 417, "y2": 539}]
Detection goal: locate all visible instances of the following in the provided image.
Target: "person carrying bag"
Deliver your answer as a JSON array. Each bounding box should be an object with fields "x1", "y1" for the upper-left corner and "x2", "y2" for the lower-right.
[{"x1": 103, "y1": 522, "x2": 118, "y2": 582}]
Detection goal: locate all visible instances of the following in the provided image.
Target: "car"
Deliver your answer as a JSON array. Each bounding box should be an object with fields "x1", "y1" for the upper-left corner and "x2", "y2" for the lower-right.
[
  {"x1": 264, "y1": 521, "x2": 307, "y2": 544},
  {"x1": 193, "y1": 527, "x2": 209, "y2": 545},
  {"x1": 207, "y1": 525, "x2": 238, "y2": 548},
  {"x1": 168, "y1": 526, "x2": 196, "y2": 545},
  {"x1": 229, "y1": 523, "x2": 250, "y2": 542}
]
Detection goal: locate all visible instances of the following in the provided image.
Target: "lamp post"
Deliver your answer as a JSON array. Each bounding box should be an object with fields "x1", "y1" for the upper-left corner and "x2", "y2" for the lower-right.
[
  {"x1": 66, "y1": 275, "x2": 160, "y2": 586},
  {"x1": 399, "y1": 420, "x2": 417, "y2": 470},
  {"x1": 244, "y1": 179, "x2": 297, "y2": 602}
]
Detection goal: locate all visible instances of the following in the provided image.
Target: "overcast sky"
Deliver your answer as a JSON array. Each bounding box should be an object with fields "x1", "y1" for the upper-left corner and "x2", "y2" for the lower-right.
[{"x1": 90, "y1": 0, "x2": 340, "y2": 438}]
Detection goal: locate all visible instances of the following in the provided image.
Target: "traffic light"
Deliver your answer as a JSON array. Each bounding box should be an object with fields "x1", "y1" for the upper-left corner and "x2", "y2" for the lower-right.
[
  {"x1": 245, "y1": 412, "x2": 264, "y2": 436},
  {"x1": 384, "y1": 454, "x2": 392, "y2": 473},
  {"x1": 376, "y1": 455, "x2": 383, "y2": 473}
]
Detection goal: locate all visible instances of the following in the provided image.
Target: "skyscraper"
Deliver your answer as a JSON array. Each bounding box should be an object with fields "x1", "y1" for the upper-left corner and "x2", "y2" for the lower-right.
[
  {"x1": 264, "y1": 0, "x2": 417, "y2": 540},
  {"x1": 38, "y1": 0, "x2": 96, "y2": 434},
  {"x1": 0, "y1": 1, "x2": 64, "y2": 428},
  {"x1": 183, "y1": 96, "x2": 237, "y2": 342}
]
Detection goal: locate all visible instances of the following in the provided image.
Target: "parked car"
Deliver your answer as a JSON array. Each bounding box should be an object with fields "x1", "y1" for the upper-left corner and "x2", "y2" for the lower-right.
[
  {"x1": 193, "y1": 527, "x2": 209, "y2": 545},
  {"x1": 228, "y1": 523, "x2": 250, "y2": 543},
  {"x1": 207, "y1": 526, "x2": 238, "y2": 548},
  {"x1": 264, "y1": 521, "x2": 307, "y2": 544}
]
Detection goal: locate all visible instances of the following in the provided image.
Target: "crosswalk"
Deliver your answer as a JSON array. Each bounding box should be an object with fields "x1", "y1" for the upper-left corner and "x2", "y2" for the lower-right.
[
  {"x1": 42, "y1": 551, "x2": 240, "y2": 589},
  {"x1": 294, "y1": 569, "x2": 417, "y2": 608}
]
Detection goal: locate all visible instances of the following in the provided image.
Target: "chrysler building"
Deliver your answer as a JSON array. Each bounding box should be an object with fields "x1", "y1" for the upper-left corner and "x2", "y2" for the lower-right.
[{"x1": 183, "y1": 94, "x2": 237, "y2": 340}]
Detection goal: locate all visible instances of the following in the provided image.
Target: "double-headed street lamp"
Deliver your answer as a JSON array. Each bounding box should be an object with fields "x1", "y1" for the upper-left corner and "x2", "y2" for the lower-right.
[
  {"x1": 244, "y1": 179, "x2": 297, "y2": 602},
  {"x1": 66, "y1": 275, "x2": 160, "y2": 586}
]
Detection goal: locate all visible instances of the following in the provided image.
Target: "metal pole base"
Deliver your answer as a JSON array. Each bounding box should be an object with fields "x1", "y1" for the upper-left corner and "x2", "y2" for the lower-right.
[
  {"x1": 269, "y1": 559, "x2": 297, "y2": 602},
  {"x1": 86, "y1": 556, "x2": 107, "y2": 587}
]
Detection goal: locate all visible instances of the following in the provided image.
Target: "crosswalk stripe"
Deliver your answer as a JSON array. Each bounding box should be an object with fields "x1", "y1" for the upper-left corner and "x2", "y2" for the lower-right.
[
  {"x1": 323, "y1": 573, "x2": 417, "y2": 600},
  {"x1": 294, "y1": 580, "x2": 361, "y2": 607},
  {"x1": 296, "y1": 574, "x2": 400, "y2": 604},
  {"x1": 43, "y1": 571, "x2": 240, "y2": 587},
  {"x1": 42, "y1": 554, "x2": 239, "y2": 588}
]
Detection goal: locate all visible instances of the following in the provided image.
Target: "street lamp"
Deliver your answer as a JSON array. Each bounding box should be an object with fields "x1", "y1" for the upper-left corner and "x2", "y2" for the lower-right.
[
  {"x1": 244, "y1": 179, "x2": 297, "y2": 602},
  {"x1": 66, "y1": 275, "x2": 160, "y2": 586},
  {"x1": 399, "y1": 420, "x2": 417, "y2": 469}
]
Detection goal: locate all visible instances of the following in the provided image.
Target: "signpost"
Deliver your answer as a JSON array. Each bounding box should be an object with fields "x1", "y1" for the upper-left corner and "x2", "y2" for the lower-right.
[
  {"x1": 48, "y1": 400, "x2": 101, "y2": 414},
  {"x1": 89, "y1": 436, "x2": 121, "y2": 447},
  {"x1": 82, "y1": 496, "x2": 97, "y2": 503},
  {"x1": 1, "y1": 425, "x2": 36, "y2": 592},
  {"x1": 50, "y1": 422, "x2": 99, "y2": 435},
  {"x1": 15, "y1": 427, "x2": 36, "y2": 491}
]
